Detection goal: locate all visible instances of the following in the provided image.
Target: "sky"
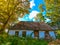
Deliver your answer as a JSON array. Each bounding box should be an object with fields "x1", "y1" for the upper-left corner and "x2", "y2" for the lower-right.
[{"x1": 18, "y1": 0, "x2": 51, "y2": 23}]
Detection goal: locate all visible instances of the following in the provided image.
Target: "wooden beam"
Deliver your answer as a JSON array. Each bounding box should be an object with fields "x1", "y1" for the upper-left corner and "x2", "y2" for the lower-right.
[
  {"x1": 9, "y1": 29, "x2": 55, "y2": 31},
  {"x1": 34, "y1": 30, "x2": 39, "y2": 39},
  {"x1": 22, "y1": 30, "x2": 26, "y2": 37},
  {"x1": 15, "y1": 31, "x2": 19, "y2": 36},
  {"x1": 45, "y1": 31, "x2": 50, "y2": 40}
]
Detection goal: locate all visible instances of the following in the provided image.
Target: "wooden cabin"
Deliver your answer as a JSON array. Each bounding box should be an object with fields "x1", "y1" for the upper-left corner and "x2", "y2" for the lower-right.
[{"x1": 9, "y1": 21, "x2": 56, "y2": 40}]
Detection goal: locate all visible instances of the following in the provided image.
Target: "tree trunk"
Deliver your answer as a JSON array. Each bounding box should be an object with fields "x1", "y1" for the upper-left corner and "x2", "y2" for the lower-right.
[
  {"x1": 0, "y1": 16, "x2": 10, "y2": 34},
  {"x1": 0, "y1": 24, "x2": 6, "y2": 34}
]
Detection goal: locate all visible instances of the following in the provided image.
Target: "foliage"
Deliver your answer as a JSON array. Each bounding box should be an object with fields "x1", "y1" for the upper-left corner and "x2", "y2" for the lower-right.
[
  {"x1": 35, "y1": 4, "x2": 45, "y2": 22},
  {"x1": 0, "y1": 35, "x2": 48, "y2": 45},
  {"x1": 37, "y1": 0, "x2": 60, "y2": 27},
  {"x1": 0, "y1": 0, "x2": 30, "y2": 32},
  {"x1": 45, "y1": 0, "x2": 60, "y2": 26},
  {"x1": 0, "y1": 34, "x2": 60, "y2": 45},
  {"x1": 55, "y1": 30, "x2": 60, "y2": 39},
  {"x1": 36, "y1": 13, "x2": 45, "y2": 22},
  {"x1": 0, "y1": 33, "x2": 60, "y2": 45}
]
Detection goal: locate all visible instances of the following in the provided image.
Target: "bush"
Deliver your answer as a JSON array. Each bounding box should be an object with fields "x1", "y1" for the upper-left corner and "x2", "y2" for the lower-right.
[
  {"x1": 56, "y1": 30, "x2": 60, "y2": 39},
  {"x1": 56, "y1": 34, "x2": 60, "y2": 39},
  {"x1": 0, "y1": 35, "x2": 48, "y2": 45}
]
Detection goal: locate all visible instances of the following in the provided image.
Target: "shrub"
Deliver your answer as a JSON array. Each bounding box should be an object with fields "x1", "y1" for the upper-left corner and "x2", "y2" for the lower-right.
[{"x1": 0, "y1": 35, "x2": 48, "y2": 45}]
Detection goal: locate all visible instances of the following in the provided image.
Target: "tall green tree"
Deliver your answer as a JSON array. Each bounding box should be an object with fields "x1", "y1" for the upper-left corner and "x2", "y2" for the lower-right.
[
  {"x1": 35, "y1": 4, "x2": 45, "y2": 22},
  {"x1": 36, "y1": 0, "x2": 60, "y2": 28},
  {"x1": 45, "y1": 0, "x2": 60, "y2": 26},
  {"x1": 0, "y1": 0, "x2": 30, "y2": 33}
]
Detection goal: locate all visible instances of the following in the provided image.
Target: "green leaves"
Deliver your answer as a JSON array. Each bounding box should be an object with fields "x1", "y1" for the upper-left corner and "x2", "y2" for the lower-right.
[
  {"x1": 44, "y1": 0, "x2": 60, "y2": 27},
  {"x1": 37, "y1": 13, "x2": 45, "y2": 22},
  {"x1": 0, "y1": 0, "x2": 30, "y2": 32},
  {"x1": 0, "y1": 35, "x2": 48, "y2": 45},
  {"x1": 35, "y1": 4, "x2": 45, "y2": 22},
  {"x1": 39, "y1": 4, "x2": 45, "y2": 12}
]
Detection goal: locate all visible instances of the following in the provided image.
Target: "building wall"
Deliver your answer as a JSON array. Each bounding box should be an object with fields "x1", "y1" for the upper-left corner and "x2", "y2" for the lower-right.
[{"x1": 8, "y1": 30, "x2": 56, "y2": 39}]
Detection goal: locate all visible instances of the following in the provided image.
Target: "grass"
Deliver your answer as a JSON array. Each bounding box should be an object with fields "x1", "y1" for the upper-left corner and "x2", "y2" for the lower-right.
[{"x1": 0, "y1": 35, "x2": 48, "y2": 45}]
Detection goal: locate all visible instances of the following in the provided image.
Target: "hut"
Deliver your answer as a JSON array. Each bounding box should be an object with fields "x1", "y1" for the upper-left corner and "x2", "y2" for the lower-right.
[{"x1": 9, "y1": 21, "x2": 56, "y2": 39}]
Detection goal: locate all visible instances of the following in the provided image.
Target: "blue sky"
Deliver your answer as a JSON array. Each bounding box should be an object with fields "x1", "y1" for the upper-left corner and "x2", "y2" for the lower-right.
[
  {"x1": 18, "y1": 0, "x2": 51, "y2": 23},
  {"x1": 30, "y1": 0, "x2": 45, "y2": 11}
]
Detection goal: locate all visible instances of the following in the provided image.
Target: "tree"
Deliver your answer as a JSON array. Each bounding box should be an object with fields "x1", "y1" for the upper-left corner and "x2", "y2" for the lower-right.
[
  {"x1": 36, "y1": 0, "x2": 60, "y2": 28},
  {"x1": 35, "y1": 4, "x2": 45, "y2": 22},
  {"x1": 45, "y1": 0, "x2": 60, "y2": 27},
  {"x1": 0, "y1": 0, "x2": 30, "y2": 33}
]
